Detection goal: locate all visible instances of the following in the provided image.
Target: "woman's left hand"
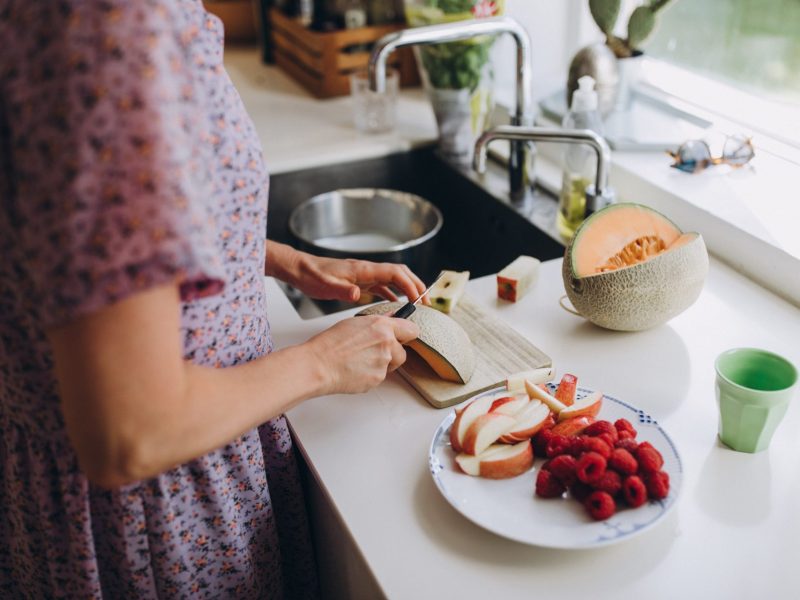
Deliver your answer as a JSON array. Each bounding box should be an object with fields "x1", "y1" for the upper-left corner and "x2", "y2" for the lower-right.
[{"x1": 266, "y1": 241, "x2": 428, "y2": 303}]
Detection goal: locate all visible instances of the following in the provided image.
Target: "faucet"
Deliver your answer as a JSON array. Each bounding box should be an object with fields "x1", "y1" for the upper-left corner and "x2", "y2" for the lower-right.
[
  {"x1": 368, "y1": 16, "x2": 533, "y2": 203},
  {"x1": 474, "y1": 125, "x2": 615, "y2": 214}
]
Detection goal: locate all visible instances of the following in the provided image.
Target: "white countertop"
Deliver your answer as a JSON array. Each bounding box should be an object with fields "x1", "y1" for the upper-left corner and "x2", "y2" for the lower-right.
[{"x1": 269, "y1": 258, "x2": 800, "y2": 599}]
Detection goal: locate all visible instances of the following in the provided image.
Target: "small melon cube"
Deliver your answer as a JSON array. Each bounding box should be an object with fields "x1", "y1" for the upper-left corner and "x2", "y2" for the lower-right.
[
  {"x1": 497, "y1": 256, "x2": 540, "y2": 302},
  {"x1": 429, "y1": 270, "x2": 469, "y2": 314}
]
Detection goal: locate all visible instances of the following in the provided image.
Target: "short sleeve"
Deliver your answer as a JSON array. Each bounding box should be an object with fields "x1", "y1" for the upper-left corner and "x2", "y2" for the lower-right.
[{"x1": 0, "y1": 1, "x2": 226, "y2": 328}]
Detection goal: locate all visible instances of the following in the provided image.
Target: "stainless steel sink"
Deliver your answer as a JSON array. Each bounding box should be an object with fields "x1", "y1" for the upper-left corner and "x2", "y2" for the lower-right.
[{"x1": 268, "y1": 145, "x2": 565, "y2": 318}]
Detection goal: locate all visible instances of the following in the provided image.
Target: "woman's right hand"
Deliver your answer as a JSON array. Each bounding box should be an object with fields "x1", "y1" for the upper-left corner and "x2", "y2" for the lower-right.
[{"x1": 307, "y1": 315, "x2": 420, "y2": 395}]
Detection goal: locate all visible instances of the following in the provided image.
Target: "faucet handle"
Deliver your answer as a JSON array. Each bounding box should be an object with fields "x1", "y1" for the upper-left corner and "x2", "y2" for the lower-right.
[{"x1": 585, "y1": 184, "x2": 616, "y2": 216}]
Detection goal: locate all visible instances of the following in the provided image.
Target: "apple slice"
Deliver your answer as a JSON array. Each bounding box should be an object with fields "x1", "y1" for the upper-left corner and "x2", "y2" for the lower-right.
[
  {"x1": 506, "y1": 366, "x2": 555, "y2": 395},
  {"x1": 550, "y1": 415, "x2": 595, "y2": 437},
  {"x1": 554, "y1": 373, "x2": 578, "y2": 407},
  {"x1": 449, "y1": 393, "x2": 496, "y2": 452},
  {"x1": 525, "y1": 379, "x2": 567, "y2": 413},
  {"x1": 489, "y1": 394, "x2": 529, "y2": 416},
  {"x1": 461, "y1": 413, "x2": 518, "y2": 455},
  {"x1": 455, "y1": 441, "x2": 534, "y2": 479},
  {"x1": 498, "y1": 401, "x2": 551, "y2": 443},
  {"x1": 557, "y1": 391, "x2": 603, "y2": 422}
]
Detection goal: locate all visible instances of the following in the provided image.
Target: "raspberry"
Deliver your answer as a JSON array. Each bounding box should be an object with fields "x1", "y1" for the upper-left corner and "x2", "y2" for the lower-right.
[
  {"x1": 608, "y1": 448, "x2": 638, "y2": 475},
  {"x1": 636, "y1": 446, "x2": 664, "y2": 474},
  {"x1": 569, "y1": 481, "x2": 593, "y2": 502},
  {"x1": 617, "y1": 430, "x2": 636, "y2": 440},
  {"x1": 536, "y1": 468, "x2": 566, "y2": 498},
  {"x1": 622, "y1": 475, "x2": 648, "y2": 508},
  {"x1": 615, "y1": 437, "x2": 639, "y2": 453},
  {"x1": 532, "y1": 428, "x2": 554, "y2": 458},
  {"x1": 569, "y1": 435, "x2": 588, "y2": 456},
  {"x1": 581, "y1": 436, "x2": 612, "y2": 459},
  {"x1": 644, "y1": 471, "x2": 670, "y2": 500},
  {"x1": 576, "y1": 451, "x2": 607, "y2": 484},
  {"x1": 597, "y1": 433, "x2": 617, "y2": 449},
  {"x1": 546, "y1": 434, "x2": 572, "y2": 458},
  {"x1": 548, "y1": 454, "x2": 578, "y2": 486},
  {"x1": 614, "y1": 418, "x2": 637, "y2": 438},
  {"x1": 584, "y1": 420, "x2": 618, "y2": 443},
  {"x1": 584, "y1": 491, "x2": 616, "y2": 521},
  {"x1": 591, "y1": 469, "x2": 622, "y2": 496}
]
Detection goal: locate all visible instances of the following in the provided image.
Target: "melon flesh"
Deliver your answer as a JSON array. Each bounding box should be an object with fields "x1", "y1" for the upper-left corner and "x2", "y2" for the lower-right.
[
  {"x1": 571, "y1": 203, "x2": 682, "y2": 277},
  {"x1": 356, "y1": 302, "x2": 476, "y2": 383}
]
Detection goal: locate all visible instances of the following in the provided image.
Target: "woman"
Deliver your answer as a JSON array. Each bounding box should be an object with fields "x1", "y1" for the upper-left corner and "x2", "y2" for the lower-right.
[{"x1": 0, "y1": 1, "x2": 422, "y2": 597}]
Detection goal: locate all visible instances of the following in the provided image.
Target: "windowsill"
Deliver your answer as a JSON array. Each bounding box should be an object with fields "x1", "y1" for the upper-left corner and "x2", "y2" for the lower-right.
[{"x1": 526, "y1": 122, "x2": 800, "y2": 308}]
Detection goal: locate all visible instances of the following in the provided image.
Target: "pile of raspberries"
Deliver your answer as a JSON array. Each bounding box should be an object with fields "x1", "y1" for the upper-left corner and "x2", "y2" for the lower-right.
[{"x1": 534, "y1": 418, "x2": 670, "y2": 520}]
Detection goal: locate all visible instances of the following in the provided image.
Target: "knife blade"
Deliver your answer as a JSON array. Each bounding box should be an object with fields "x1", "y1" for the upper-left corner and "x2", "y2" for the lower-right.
[{"x1": 393, "y1": 271, "x2": 445, "y2": 319}]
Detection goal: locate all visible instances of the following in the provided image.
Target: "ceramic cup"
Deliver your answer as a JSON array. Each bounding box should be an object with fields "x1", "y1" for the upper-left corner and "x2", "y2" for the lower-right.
[{"x1": 715, "y1": 348, "x2": 798, "y2": 453}]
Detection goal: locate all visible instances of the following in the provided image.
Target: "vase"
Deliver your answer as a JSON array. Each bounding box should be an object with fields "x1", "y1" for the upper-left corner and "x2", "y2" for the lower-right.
[
  {"x1": 403, "y1": 0, "x2": 503, "y2": 165},
  {"x1": 613, "y1": 50, "x2": 644, "y2": 113},
  {"x1": 419, "y1": 53, "x2": 494, "y2": 165},
  {"x1": 566, "y1": 42, "x2": 619, "y2": 118}
]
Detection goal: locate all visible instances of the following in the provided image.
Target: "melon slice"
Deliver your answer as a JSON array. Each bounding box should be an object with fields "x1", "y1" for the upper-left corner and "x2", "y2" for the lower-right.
[
  {"x1": 497, "y1": 256, "x2": 540, "y2": 302},
  {"x1": 357, "y1": 302, "x2": 476, "y2": 384},
  {"x1": 563, "y1": 203, "x2": 709, "y2": 331},
  {"x1": 429, "y1": 270, "x2": 469, "y2": 314}
]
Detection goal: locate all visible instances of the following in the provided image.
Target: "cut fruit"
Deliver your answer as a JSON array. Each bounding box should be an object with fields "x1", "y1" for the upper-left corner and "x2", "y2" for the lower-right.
[
  {"x1": 449, "y1": 393, "x2": 496, "y2": 452},
  {"x1": 461, "y1": 413, "x2": 517, "y2": 455},
  {"x1": 506, "y1": 366, "x2": 555, "y2": 395},
  {"x1": 497, "y1": 255, "x2": 540, "y2": 302},
  {"x1": 498, "y1": 401, "x2": 551, "y2": 443},
  {"x1": 525, "y1": 379, "x2": 567, "y2": 413},
  {"x1": 429, "y1": 270, "x2": 469, "y2": 314},
  {"x1": 563, "y1": 203, "x2": 709, "y2": 331},
  {"x1": 550, "y1": 415, "x2": 595, "y2": 437},
  {"x1": 455, "y1": 441, "x2": 534, "y2": 479},
  {"x1": 357, "y1": 302, "x2": 476, "y2": 383},
  {"x1": 489, "y1": 394, "x2": 529, "y2": 416},
  {"x1": 557, "y1": 391, "x2": 603, "y2": 422},
  {"x1": 554, "y1": 373, "x2": 578, "y2": 406}
]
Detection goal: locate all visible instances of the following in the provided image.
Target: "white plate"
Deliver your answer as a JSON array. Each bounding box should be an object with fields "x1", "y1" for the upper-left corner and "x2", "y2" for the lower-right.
[{"x1": 428, "y1": 385, "x2": 682, "y2": 548}]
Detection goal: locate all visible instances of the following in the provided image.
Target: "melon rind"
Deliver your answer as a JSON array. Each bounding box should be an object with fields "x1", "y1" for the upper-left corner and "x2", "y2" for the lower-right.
[
  {"x1": 563, "y1": 232, "x2": 709, "y2": 331},
  {"x1": 356, "y1": 302, "x2": 476, "y2": 383}
]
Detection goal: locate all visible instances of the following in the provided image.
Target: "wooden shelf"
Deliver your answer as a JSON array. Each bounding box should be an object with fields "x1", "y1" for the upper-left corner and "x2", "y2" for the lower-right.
[{"x1": 270, "y1": 8, "x2": 419, "y2": 98}]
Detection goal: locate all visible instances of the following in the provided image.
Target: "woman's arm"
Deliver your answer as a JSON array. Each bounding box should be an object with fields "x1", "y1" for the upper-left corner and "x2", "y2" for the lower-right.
[
  {"x1": 48, "y1": 281, "x2": 418, "y2": 488},
  {"x1": 265, "y1": 240, "x2": 429, "y2": 303}
]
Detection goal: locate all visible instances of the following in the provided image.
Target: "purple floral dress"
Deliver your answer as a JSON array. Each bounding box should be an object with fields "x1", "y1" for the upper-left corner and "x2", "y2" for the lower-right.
[{"x1": 0, "y1": 1, "x2": 318, "y2": 597}]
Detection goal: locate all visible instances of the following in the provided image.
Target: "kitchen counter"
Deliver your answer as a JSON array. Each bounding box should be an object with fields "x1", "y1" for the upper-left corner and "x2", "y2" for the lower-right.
[
  {"x1": 227, "y1": 46, "x2": 800, "y2": 598},
  {"x1": 268, "y1": 258, "x2": 800, "y2": 599}
]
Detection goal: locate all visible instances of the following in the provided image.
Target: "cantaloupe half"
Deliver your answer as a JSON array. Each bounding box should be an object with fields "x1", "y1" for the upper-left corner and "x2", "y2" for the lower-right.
[
  {"x1": 356, "y1": 302, "x2": 476, "y2": 384},
  {"x1": 563, "y1": 203, "x2": 709, "y2": 331}
]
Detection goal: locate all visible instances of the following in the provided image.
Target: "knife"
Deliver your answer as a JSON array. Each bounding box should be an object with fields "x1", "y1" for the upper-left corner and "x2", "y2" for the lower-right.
[{"x1": 393, "y1": 272, "x2": 445, "y2": 319}]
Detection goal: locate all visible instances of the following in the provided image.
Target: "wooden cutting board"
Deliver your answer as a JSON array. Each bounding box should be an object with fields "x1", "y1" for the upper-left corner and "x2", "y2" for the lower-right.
[{"x1": 397, "y1": 296, "x2": 551, "y2": 409}]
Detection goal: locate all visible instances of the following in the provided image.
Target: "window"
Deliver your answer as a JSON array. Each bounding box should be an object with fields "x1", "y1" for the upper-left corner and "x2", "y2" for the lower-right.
[{"x1": 647, "y1": 0, "x2": 800, "y2": 104}]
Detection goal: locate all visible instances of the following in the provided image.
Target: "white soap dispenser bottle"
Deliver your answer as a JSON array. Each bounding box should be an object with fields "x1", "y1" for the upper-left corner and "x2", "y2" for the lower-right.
[{"x1": 557, "y1": 75, "x2": 604, "y2": 240}]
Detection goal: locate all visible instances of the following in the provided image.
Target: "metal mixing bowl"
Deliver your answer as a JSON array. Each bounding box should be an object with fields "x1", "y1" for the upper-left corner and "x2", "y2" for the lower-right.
[{"x1": 288, "y1": 188, "x2": 443, "y2": 272}]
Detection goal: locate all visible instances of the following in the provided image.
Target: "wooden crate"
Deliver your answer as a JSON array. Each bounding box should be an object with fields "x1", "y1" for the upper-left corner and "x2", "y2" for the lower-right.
[{"x1": 270, "y1": 8, "x2": 419, "y2": 99}]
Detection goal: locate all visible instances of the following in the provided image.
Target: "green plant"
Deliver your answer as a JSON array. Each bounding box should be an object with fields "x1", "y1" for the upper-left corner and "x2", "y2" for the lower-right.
[
  {"x1": 589, "y1": 0, "x2": 673, "y2": 58},
  {"x1": 405, "y1": 0, "x2": 504, "y2": 90}
]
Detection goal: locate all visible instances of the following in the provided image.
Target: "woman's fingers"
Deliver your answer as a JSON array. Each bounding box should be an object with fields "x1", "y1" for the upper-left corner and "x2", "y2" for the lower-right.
[{"x1": 370, "y1": 284, "x2": 398, "y2": 301}]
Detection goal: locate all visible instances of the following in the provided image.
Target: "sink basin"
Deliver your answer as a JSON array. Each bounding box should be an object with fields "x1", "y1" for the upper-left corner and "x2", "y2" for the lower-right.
[{"x1": 268, "y1": 145, "x2": 565, "y2": 317}]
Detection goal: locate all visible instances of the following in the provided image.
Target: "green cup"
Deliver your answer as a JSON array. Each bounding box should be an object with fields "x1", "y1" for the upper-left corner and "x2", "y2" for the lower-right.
[{"x1": 715, "y1": 348, "x2": 798, "y2": 453}]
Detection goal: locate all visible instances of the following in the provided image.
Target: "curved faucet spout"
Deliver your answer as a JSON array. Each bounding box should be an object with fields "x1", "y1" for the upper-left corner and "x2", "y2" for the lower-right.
[
  {"x1": 474, "y1": 125, "x2": 614, "y2": 212},
  {"x1": 368, "y1": 17, "x2": 532, "y2": 127}
]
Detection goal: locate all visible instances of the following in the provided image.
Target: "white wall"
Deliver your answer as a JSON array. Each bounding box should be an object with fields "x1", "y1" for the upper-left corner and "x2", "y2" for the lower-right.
[{"x1": 493, "y1": 0, "x2": 602, "y2": 107}]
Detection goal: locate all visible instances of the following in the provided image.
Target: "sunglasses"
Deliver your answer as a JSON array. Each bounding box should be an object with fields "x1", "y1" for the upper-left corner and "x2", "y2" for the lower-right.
[{"x1": 668, "y1": 134, "x2": 755, "y2": 173}]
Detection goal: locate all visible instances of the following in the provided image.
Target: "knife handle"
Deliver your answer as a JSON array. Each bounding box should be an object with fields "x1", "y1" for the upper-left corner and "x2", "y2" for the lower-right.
[{"x1": 392, "y1": 303, "x2": 416, "y2": 319}]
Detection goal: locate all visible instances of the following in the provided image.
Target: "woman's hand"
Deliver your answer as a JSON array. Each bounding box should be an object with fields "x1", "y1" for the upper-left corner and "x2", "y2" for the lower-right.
[
  {"x1": 266, "y1": 241, "x2": 428, "y2": 304},
  {"x1": 306, "y1": 315, "x2": 420, "y2": 395}
]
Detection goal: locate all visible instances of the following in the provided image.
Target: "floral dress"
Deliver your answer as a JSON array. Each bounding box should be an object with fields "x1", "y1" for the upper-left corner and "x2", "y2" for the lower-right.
[{"x1": 0, "y1": 1, "x2": 317, "y2": 597}]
